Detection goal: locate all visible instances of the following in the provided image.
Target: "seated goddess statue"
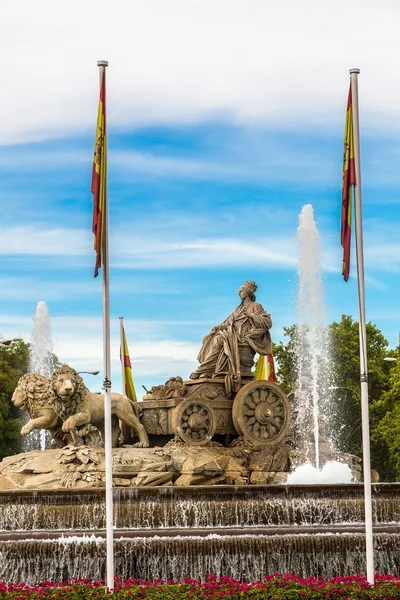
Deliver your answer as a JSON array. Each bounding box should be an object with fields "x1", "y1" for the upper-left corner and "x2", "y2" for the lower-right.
[{"x1": 190, "y1": 280, "x2": 272, "y2": 393}]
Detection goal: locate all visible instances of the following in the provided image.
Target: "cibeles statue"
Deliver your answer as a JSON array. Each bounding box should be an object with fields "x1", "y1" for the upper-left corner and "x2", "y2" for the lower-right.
[{"x1": 190, "y1": 281, "x2": 272, "y2": 393}]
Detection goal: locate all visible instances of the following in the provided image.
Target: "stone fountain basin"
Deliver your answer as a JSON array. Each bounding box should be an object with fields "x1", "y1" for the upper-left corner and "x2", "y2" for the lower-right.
[{"x1": 1, "y1": 484, "x2": 400, "y2": 584}]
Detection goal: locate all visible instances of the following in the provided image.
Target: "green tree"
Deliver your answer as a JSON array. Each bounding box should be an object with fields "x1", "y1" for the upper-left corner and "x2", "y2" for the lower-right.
[
  {"x1": 0, "y1": 338, "x2": 30, "y2": 459},
  {"x1": 328, "y1": 315, "x2": 391, "y2": 461},
  {"x1": 272, "y1": 325, "x2": 300, "y2": 395},
  {"x1": 274, "y1": 315, "x2": 397, "y2": 479},
  {"x1": 371, "y1": 358, "x2": 400, "y2": 480}
]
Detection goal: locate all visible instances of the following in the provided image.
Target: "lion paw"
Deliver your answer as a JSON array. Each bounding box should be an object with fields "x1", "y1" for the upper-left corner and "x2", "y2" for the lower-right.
[
  {"x1": 21, "y1": 424, "x2": 32, "y2": 436},
  {"x1": 132, "y1": 441, "x2": 150, "y2": 448},
  {"x1": 62, "y1": 418, "x2": 76, "y2": 432}
]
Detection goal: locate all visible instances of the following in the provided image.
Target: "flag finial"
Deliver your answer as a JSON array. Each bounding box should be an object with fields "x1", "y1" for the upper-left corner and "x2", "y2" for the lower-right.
[{"x1": 349, "y1": 68, "x2": 360, "y2": 74}]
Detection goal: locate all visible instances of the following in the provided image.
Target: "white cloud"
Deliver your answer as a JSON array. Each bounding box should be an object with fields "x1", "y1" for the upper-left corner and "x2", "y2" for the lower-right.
[
  {"x1": 110, "y1": 146, "x2": 333, "y2": 184},
  {"x1": 2, "y1": 221, "x2": 399, "y2": 276},
  {"x1": 0, "y1": 222, "x2": 300, "y2": 269},
  {"x1": 0, "y1": 150, "x2": 88, "y2": 170},
  {"x1": 1, "y1": 0, "x2": 400, "y2": 144},
  {"x1": 0, "y1": 275, "x2": 188, "y2": 302},
  {"x1": 0, "y1": 141, "x2": 335, "y2": 185},
  {"x1": 0, "y1": 226, "x2": 89, "y2": 255},
  {"x1": 364, "y1": 243, "x2": 400, "y2": 273},
  {"x1": 117, "y1": 237, "x2": 299, "y2": 269}
]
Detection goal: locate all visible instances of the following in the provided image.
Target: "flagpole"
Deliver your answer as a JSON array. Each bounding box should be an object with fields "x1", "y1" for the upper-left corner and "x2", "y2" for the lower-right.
[
  {"x1": 350, "y1": 67, "x2": 374, "y2": 585},
  {"x1": 97, "y1": 59, "x2": 114, "y2": 592},
  {"x1": 119, "y1": 316, "x2": 126, "y2": 396}
]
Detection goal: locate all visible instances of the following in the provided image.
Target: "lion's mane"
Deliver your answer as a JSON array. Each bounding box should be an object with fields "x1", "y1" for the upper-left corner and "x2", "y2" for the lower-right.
[
  {"x1": 48, "y1": 365, "x2": 89, "y2": 420},
  {"x1": 15, "y1": 373, "x2": 52, "y2": 417}
]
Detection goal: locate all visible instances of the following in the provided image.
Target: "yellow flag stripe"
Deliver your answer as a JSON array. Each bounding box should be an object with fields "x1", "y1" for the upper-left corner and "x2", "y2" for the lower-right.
[{"x1": 255, "y1": 355, "x2": 266, "y2": 380}]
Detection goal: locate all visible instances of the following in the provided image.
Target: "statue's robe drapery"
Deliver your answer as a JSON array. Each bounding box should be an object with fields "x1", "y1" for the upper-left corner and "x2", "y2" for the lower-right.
[{"x1": 192, "y1": 300, "x2": 272, "y2": 391}]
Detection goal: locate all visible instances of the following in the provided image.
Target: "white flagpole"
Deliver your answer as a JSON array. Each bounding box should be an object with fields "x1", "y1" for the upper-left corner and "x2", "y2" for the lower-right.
[
  {"x1": 119, "y1": 316, "x2": 126, "y2": 396},
  {"x1": 350, "y1": 67, "x2": 374, "y2": 584},
  {"x1": 97, "y1": 59, "x2": 114, "y2": 592}
]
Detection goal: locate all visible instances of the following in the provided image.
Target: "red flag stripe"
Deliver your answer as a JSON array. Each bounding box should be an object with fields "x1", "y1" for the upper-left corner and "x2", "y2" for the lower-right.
[{"x1": 267, "y1": 353, "x2": 277, "y2": 382}]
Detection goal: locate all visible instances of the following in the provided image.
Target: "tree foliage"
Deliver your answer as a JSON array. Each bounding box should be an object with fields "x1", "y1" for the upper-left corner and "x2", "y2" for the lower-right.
[
  {"x1": 272, "y1": 325, "x2": 298, "y2": 395},
  {"x1": 328, "y1": 315, "x2": 391, "y2": 460},
  {"x1": 371, "y1": 359, "x2": 400, "y2": 480},
  {"x1": 0, "y1": 339, "x2": 30, "y2": 460}
]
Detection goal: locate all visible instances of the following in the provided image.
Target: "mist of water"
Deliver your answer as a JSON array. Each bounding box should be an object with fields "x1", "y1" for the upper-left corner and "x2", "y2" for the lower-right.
[{"x1": 287, "y1": 461, "x2": 355, "y2": 484}]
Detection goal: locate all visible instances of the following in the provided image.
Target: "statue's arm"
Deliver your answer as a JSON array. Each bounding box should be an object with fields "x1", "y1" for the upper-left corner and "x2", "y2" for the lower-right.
[
  {"x1": 247, "y1": 303, "x2": 272, "y2": 329},
  {"x1": 212, "y1": 312, "x2": 233, "y2": 333}
]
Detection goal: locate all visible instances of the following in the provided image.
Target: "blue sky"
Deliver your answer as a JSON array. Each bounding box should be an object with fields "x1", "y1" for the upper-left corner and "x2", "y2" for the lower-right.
[{"x1": 1, "y1": 0, "x2": 400, "y2": 395}]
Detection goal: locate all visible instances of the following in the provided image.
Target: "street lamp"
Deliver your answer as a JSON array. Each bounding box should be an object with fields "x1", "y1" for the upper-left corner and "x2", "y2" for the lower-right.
[
  {"x1": 383, "y1": 357, "x2": 398, "y2": 363},
  {"x1": 0, "y1": 336, "x2": 12, "y2": 346},
  {"x1": 328, "y1": 385, "x2": 361, "y2": 398},
  {"x1": 78, "y1": 370, "x2": 100, "y2": 375}
]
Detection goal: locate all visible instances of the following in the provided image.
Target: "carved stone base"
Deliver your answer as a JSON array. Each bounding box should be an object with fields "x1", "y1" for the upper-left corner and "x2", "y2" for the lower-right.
[{"x1": 0, "y1": 441, "x2": 293, "y2": 489}]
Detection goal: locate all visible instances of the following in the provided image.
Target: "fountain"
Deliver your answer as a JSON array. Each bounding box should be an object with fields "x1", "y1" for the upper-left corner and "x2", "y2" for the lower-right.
[
  {"x1": 0, "y1": 277, "x2": 398, "y2": 582},
  {"x1": 27, "y1": 301, "x2": 56, "y2": 451},
  {"x1": 289, "y1": 205, "x2": 354, "y2": 483}
]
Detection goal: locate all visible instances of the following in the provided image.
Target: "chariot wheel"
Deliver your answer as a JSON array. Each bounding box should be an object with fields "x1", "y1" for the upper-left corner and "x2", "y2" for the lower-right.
[
  {"x1": 172, "y1": 398, "x2": 217, "y2": 445},
  {"x1": 232, "y1": 380, "x2": 290, "y2": 447}
]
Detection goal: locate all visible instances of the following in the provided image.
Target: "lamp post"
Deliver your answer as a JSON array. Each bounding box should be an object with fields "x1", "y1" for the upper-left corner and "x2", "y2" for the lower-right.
[
  {"x1": 77, "y1": 370, "x2": 100, "y2": 375},
  {"x1": 328, "y1": 385, "x2": 361, "y2": 398}
]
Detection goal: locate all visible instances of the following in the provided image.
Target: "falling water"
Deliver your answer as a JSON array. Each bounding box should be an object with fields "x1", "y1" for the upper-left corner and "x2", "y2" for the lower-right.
[
  {"x1": 28, "y1": 301, "x2": 56, "y2": 451},
  {"x1": 294, "y1": 205, "x2": 330, "y2": 469},
  {"x1": 1, "y1": 486, "x2": 400, "y2": 583}
]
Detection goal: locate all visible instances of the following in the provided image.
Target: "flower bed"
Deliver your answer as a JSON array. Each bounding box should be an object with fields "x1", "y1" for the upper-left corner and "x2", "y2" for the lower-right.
[{"x1": 1, "y1": 575, "x2": 400, "y2": 599}]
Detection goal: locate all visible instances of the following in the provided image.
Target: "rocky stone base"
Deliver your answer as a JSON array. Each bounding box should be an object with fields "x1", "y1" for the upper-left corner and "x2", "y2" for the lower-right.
[
  {"x1": 0, "y1": 439, "x2": 292, "y2": 489},
  {"x1": 0, "y1": 436, "x2": 364, "y2": 490}
]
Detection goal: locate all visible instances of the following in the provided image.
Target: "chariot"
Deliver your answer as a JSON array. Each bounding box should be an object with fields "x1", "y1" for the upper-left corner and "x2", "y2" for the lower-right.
[{"x1": 136, "y1": 377, "x2": 291, "y2": 448}]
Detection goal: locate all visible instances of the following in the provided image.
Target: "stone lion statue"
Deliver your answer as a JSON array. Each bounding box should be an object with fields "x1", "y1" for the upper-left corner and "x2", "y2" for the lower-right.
[
  {"x1": 12, "y1": 373, "x2": 65, "y2": 447},
  {"x1": 47, "y1": 365, "x2": 149, "y2": 448},
  {"x1": 12, "y1": 373, "x2": 104, "y2": 448}
]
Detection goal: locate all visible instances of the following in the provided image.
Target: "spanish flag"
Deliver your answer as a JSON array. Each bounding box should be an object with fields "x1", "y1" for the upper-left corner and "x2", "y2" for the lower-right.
[
  {"x1": 91, "y1": 71, "x2": 107, "y2": 278},
  {"x1": 121, "y1": 326, "x2": 137, "y2": 402},
  {"x1": 341, "y1": 85, "x2": 356, "y2": 282},
  {"x1": 255, "y1": 354, "x2": 277, "y2": 382}
]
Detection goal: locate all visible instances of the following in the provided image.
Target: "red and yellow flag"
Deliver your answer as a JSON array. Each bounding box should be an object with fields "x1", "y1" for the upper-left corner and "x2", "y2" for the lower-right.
[
  {"x1": 267, "y1": 353, "x2": 277, "y2": 382},
  {"x1": 91, "y1": 72, "x2": 107, "y2": 278},
  {"x1": 121, "y1": 326, "x2": 137, "y2": 402},
  {"x1": 255, "y1": 353, "x2": 277, "y2": 382},
  {"x1": 341, "y1": 85, "x2": 356, "y2": 282}
]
